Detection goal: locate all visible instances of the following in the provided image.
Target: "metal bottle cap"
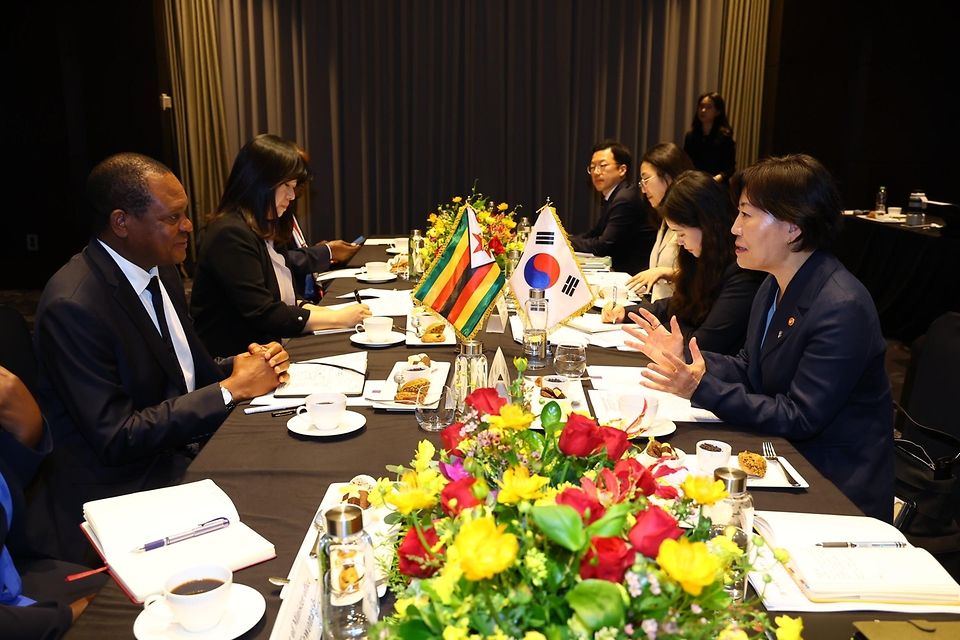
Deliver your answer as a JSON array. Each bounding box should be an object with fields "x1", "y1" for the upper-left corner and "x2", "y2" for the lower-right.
[
  {"x1": 714, "y1": 467, "x2": 748, "y2": 494},
  {"x1": 410, "y1": 229, "x2": 421, "y2": 237},
  {"x1": 529, "y1": 288, "x2": 545, "y2": 299},
  {"x1": 324, "y1": 504, "x2": 364, "y2": 537},
  {"x1": 460, "y1": 339, "x2": 483, "y2": 355}
]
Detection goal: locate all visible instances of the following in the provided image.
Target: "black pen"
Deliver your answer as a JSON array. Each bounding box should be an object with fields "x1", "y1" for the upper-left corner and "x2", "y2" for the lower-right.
[
  {"x1": 272, "y1": 408, "x2": 299, "y2": 417},
  {"x1": 353, "y1": 288, "x2": 363, "y2": 305}
]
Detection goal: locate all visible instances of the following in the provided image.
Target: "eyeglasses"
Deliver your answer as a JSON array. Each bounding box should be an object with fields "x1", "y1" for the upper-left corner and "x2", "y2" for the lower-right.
[
  {"x1": 638, "y1": 173, "x2": 661, "y2": 189},
  {"x1": 586, "y1": 162, "x2": 619, "y2": 175}
]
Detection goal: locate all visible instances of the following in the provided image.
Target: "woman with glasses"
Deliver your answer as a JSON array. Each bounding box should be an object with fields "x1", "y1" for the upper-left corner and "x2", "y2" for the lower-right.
[
  {"x1": 626, "y1": 154, "x2": 893, "y2": 521},
  {"x1": 683, "y1": 92, "x2": 736, "y2": 183},
  {"x1": 602, "y1": 171, "x2": 764, "y2": 356},
  {"x1": 190, "y1": 134, "x2": 370, "y2": 358},
  {"x1": 625, "y1": 143, "x2": 694, "y2": 301}
]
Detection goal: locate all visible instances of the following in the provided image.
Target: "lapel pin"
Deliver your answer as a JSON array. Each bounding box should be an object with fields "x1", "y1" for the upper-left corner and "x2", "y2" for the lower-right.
[
  {"x1": 777, "y1": 330, "x2": 783, "y2": 339},
  {"x1": 788, "y1": 317, "x2": 795, "y2": 326}
]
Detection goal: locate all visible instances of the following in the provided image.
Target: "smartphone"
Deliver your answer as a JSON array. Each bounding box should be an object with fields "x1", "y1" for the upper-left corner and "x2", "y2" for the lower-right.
[{"x1": 352, "y1": 235, "x2": 366, "y2": 245}]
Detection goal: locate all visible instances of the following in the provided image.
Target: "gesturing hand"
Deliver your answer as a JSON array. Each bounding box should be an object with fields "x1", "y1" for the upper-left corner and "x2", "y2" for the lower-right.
[
  {"x1": 623, "y1": 309, "x2": 683, "y2": 363},
  {"x1": 640, "y1": 336, "x2": 707, "y2": 400}
]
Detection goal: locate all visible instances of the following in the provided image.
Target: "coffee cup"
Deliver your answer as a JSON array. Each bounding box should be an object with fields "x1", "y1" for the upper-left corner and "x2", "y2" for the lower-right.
[
  {"x1": 401, "y1": 364, "x2": 430, "y2": 383},
  {"x1": 297, "y1": 392, "x2": 347, "y2": 430},
  {"x1": 887, "y1": 206, "x2": 902, "y2": 217},
  {"x1": 392, "y1": 238, "x2": 409, "y2": 253},
  {"x1": 617, "y1": 394, "x2": 659, "y2": 436},
  {"x1": 363, "y1": 262, "x2": 389, "y2": 279},
  {"x1": 600, "y1": 286, "x2": 629, "y2": 306},
  {"x1": 696, "y1": 439, "x2": 732, "y2": 474},
  {"x1": 143, "y1": 565, "x2": 232, "y2": 633},
  {"x1": 355, "y1": 316, "x2": 393, "y2": 342}
]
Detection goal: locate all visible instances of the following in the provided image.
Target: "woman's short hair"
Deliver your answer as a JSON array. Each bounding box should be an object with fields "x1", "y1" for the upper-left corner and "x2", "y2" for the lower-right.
[
  {"x1": 210, "y1": 134, "x2": 313, "y2": 240},
  {"x1": 690, "y1": 92, "x2": 733, "y2": 139},
  {"x1": 730, "y1": 154, "x2": 843, "y2": 252},
  {"x1": 659, "y1": 170, "x2": 737, "y2": 325}
]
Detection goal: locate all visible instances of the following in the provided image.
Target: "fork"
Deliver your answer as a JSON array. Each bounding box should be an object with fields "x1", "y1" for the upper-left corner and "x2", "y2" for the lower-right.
[{"x1": 761, "y1": 441, "x2": 801, "y2": 487}]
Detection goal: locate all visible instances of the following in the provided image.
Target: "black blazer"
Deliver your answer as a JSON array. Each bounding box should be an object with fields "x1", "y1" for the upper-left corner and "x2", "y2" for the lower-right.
[
  {"x1": 30, "y1": 239, "x2": 232, "y2": 562},
  {"x1": 639, "y1": 262, "x2": 764, "y2": 356},
  {"x1": 691, "y1": 252, "x2": 894, "y2": 521},
  {"x1": 683, "y1": 130, "x2": 736, "y2": 181},
  {"x1": 191, "y1": 211, "x2": 311, "y2": 358},
  {"x1": 570, "y1": 181, "x2": 655, "y2": 274}
]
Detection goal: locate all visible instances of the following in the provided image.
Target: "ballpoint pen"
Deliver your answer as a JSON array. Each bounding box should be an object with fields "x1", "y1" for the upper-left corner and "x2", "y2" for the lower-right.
[
  {"x1": 816, "y1": 541, "x2": 906, "y2": 548},
  {"x1": 131, "y1": 517, "x2": 231, "y2": 553},
  {"x1": 353, "y1": 288, "x2": 363, "y2": 305}
]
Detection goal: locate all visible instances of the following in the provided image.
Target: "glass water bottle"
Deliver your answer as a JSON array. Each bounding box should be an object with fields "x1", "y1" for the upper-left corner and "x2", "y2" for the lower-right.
[
  {"x1": 522, "y1": 288, "x2": 548, "y2": 370},
  {"x1": 408, "y1": 229, "x2": 425, "y2": 281},
  {"x1": 318, "y1": 505, "x2": 379, "y2": 640},
  {"x1": 454, "y1": 340, "x2": 488, "y2": 415},
  {"x1": 707, "y1": 467, "x2": 754, "y2": 602},
  {"x1": 516, "y1": 217, "x2": 532, "y2": 246}
]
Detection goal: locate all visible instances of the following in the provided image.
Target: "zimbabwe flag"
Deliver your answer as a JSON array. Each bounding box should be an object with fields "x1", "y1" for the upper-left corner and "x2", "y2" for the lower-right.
[{"x1": 413, "y1": 204, "x2": 505, "y2": 341}]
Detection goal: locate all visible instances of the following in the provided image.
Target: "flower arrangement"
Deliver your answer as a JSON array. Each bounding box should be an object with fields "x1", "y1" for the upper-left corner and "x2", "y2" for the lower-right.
[
  {"x1": 369, "y1": 359, "x2": 803, "y2": 640},
  {"x1": 422, "y1": 184, "x2": 525, "y2": 273}
]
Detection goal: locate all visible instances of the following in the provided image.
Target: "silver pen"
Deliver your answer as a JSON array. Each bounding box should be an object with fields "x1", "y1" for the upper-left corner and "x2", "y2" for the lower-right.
[
  {"x1": 816, "y1": 541, "x2": 906, "y2": 548},
  {"x1": 132, "y1": 517, "x2": 231, "y2": 553}
]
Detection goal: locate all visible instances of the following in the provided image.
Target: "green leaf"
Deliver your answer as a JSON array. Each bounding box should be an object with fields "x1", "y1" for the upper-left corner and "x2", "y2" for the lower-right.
[
  {"x1": 383, "y1": 511, "x2": 402, "y2": 525},
  {"x1": 565, "y1": 580, "x2": 625, "y2": 631},
  {"x1": 531, "y1": 505, "x2": 586, "y2": 551},
  {"x1": 584, "y1": 502, "x2": 633, "y2": 539},
  {"x1": 540, "y1": 402, "x2": 563, "y2": 430},
  {"x1": 398, "y1": 618, "x2": 433, "y2": 640}
]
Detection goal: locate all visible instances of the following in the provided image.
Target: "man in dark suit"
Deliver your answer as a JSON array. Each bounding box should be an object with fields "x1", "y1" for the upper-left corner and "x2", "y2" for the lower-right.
[
  {"x1": 570, "y1": 140, "x2": 656, "y2": 274},
  {"x1": 29, "y1": 153, "x2": 290, "y2": 564}
]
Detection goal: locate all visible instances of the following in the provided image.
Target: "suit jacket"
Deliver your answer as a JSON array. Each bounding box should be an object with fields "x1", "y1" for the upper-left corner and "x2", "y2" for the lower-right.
[
  {"x1": 570, "y1": 181, "x2": 655, "y2": 274},
  {"x1": 691, "y1": 251, "x2": 894, "y2": 521},
  {"x1": 648, "y1": 222, "x2": 678, "y2": 301},
  {"x1": 641, "y1": 262, "x2": 764, "y2": 356},
  {"x1": 683, "y1": 130, "x2": 737, "y2": 181},
  {"x1": 191, "y1": 211, "x2": 310, "y2": 358},
  {"x1": 29, "y1": 239, "x2": 232, "y2": 563}
]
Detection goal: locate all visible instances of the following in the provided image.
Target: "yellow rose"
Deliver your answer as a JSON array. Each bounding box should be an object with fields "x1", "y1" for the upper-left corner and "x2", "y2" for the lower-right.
[
  {"x1": 681, "y1": 475, "x2": 729, "y2": 506},
  {"x1": 414, "y1": 440, "x2": 436, "y2": 472},
  {"x1": 497, "y1": 466, "x2": 550, "y2": 505},
  {"x1": 656, "y1": 537, "x2": 721, "y2": 596},
  {"x1": 453, "y1": 516, "x2": 518, "y2": 580},
  {"x1": 386, "y1": 470, "x2": 438, "y2": 514},
  {"x1": 774, "y1": 615, "x2": 803, "y2": 640},
  {"x1": 505, "y1": 218, "x2": 517, "y2": 229},
  {"x1": 718, "y1": 628, "x2": 748, "y2": 640},
  {"x1": 452, "y1": 196, "x2": 463, "y2": 203},
  {"x1": 486, "y1": 404, "x2": 534, "y2": 431}
]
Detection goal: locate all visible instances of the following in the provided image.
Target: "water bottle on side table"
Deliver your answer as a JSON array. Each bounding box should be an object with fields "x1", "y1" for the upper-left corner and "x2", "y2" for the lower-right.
[
  {"x1": 523, "y1": 288, "x2": 548, "y2": 370},
  {"x1": 875, "y1": 186, "x2": 887, "y2": 215},
  {"x1": 318, "y1": 505, "x2": 379, "y2": 639}
]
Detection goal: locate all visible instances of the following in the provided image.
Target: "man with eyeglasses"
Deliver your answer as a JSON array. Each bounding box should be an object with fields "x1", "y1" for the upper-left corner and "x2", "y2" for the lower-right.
[{"x1": 570, "y1": 140, "x2": 655, "y2": 274}]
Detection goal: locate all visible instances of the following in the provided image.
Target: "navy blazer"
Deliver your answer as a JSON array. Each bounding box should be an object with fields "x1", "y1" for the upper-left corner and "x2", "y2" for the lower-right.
[
  {"x1": 570, "y1": 181, "x2": 656, "y2": 274},
  {"x1": 191, "y1": 211, "x2": 311, "y2": 357},
  {"x1": 691, "y1": 251, "x2": 894, "y2": 521},
  {"x1": 30, "y1": 239, "x2": 232, "y2": 563}
]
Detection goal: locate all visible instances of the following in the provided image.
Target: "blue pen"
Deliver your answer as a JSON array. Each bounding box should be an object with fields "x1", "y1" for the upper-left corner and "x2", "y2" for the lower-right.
[{"x1": 132, "y1": 517, "x2": 230, "y2": 553}]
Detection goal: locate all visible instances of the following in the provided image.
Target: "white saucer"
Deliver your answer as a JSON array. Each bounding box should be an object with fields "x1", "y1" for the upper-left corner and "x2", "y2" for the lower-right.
[
  {"x1": 350, "y1": 330, "x2": 406, "y2": 347},
  {"x1": 133, "y1": 583, "x2": 265, "y2": 640},
  {"x1": 287, "y1": 410, "x2": 367, "y2": 437},
  {"x1": 356, "y1": 273, "x2": 398, "y2": 284},
  {"x1": 604, "y1": 415, "x2": 677, "y2": 439},
  {"x1": 386, "y1": 247, "x2": 405, "y2": 255}
]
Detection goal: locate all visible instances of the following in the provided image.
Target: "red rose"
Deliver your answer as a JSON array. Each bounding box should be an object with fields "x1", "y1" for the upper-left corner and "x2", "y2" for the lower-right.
[
  {"x1": 440, "y1": 477, "x2": 481, "y2": 516},
  {"x1": 464, "y1": 388, "x2": 507, "y2": 416},
  {"x1": 628, "y1": 504, "x2": 683, "y2": 559},
  {"x1": 597, "y1": 426, "x2": 629, "y2": 461},
  {"x1": 397, "y1": 525, "x2": 443, "y2": 578},
  {"x1": 614, "y1": 458, "x2": 659, "y2": 497},
  {"x1": 489, "y1": 236, "x2": 505, "y2": 255},
  {"x1": 579, "y1": 536, "x2": 636, "y2": 583},
  {"x1": 558, "y1": 413, "x2": 605, "y2": 458},
  {"x1": 556, "y1": 487, "x2": 607, "y2": 524},
  {"x1": 439, "y1": 422, "x2": 467, "y2": 455}
]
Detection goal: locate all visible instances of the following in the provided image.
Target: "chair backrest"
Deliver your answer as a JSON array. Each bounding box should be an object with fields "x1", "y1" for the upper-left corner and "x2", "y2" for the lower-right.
[
  {"x1": 0, "y1": 305, "x2": 37, "y2": 397},
  {"x1": 900, "y1": 312, "x2": 960, "y2": 445}
]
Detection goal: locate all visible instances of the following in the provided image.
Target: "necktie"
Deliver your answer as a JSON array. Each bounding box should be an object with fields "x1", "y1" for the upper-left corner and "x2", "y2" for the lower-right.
[{"x1": 146, "y1": 276, "x2": 175, "y2": 355}]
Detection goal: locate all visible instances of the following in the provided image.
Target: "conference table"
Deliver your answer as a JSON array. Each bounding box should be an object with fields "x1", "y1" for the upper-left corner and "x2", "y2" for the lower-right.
[{"x1": 66, "y1": 243, "x2": 952, "y2": 639}]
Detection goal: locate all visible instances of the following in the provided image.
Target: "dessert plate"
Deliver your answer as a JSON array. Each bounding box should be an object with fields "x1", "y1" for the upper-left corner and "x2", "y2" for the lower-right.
[
  {"x1": 286, "y1": 411, "x2": 366, "y2": 437},
  {"x1": 356, "y1": 273, "x2": 398, "y2": 284},
  {"x1": 350, "y1": 331, "x2": 406, "y2": 347},
  {"x1": 370, "y1": 361, "x2": 451, "y2": 411}
]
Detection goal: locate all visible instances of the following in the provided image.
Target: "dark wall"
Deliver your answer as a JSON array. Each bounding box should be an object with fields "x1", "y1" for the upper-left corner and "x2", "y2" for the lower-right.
[
  {"x1": 1, "y1": 0, "x2": 170, "y2": 289},
  {"x1": 762, "y1": 0, "x2": 960, "y2": 209}
]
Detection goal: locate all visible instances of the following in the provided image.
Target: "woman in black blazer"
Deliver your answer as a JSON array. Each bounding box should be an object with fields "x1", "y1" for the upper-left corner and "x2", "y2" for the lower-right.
[
  {"x1": 602, "y1": 171, "x2": 764, "y2": 356},
  {"x1": 191, "y1": 135, "x2": 369, "y2": 357}
]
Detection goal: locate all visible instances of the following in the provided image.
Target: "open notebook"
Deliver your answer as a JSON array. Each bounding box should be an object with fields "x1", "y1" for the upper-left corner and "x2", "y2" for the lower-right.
[{"x1": 82, "y1": 479, "x2": 275, "y2": 603}]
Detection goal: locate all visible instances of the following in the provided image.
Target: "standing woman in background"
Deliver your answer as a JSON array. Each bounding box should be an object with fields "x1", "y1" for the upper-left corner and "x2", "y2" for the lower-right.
[
  {"x1": 626, "y1": 143, "x2": 694, "y2": 301},
  {"x1": 683, "y1": 92, "x2": 736, "y2": 183},
  {"x1": 190, "y1": 134, "x2": 369, "y2": 358}
]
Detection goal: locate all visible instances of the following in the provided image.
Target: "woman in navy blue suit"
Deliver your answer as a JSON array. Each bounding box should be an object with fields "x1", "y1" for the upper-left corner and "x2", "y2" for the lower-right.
[{"x1": 626, "y1": 154, "x2": 894, "y2": 521}]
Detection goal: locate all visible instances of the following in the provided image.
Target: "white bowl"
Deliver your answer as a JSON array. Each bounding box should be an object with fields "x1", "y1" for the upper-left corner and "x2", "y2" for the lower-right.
[{"x1": 696, "y1": 439, "x2": 732, "y2": 474}]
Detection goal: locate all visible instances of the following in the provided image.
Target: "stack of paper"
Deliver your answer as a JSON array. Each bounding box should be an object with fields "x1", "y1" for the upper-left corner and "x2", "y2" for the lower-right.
[
  {"x1": 274, "y1": 352, "x2": 368, "y2": 397},
  {"x1": 586, "y1": 366, "x2": 720, "y2": 422}
]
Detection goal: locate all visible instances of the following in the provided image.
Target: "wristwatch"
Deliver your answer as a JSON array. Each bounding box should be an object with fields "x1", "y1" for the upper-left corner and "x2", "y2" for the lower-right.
[{"x1": 219, "y1": 385, "x2": 236, "y2": 410}]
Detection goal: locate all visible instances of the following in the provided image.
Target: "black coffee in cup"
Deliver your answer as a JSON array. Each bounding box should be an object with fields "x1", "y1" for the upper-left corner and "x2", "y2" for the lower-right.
[{"x1": 171, "y1": 578, "x2": 225, "y2": 595}]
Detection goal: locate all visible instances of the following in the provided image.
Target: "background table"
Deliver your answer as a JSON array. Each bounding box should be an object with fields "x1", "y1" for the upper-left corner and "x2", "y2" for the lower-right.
[{"x1": 66, "y1": 243, "x2": 953, "y2": 638}]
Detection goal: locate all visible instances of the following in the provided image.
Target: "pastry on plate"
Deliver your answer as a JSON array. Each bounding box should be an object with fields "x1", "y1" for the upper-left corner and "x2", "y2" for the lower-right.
[
  {"x1": 737, "y1": 451, "x2": 767, "y2": 477},
  {"x1": 395, "y1": 378, "x2": 430, "y2": 403},
  {"x1": 421, "y1": 322, "x2": 446, "y2": 343}
]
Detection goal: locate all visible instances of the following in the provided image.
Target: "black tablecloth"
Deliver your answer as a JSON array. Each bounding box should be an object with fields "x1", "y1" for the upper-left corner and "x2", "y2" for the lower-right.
[
  {"x1": 834, "y1": 215, "x2": 960, "y2": 343},
  {"x1": 65, "y1": 243, "x2": 955, "y2": 639}
]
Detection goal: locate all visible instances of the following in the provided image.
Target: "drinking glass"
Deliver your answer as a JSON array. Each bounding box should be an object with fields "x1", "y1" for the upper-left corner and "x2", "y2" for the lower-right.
[
  {"x1": 415, "y1": 384, "x2": 456, "y2": 432},
  {"x1": 554, "y1": 344, "x2": 587, "y2": 380}
]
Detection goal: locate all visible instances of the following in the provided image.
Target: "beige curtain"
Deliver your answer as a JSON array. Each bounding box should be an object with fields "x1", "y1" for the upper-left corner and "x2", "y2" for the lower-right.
[
  {"x1": 162, "y1": 0, "x2": 232, "y2": 262},
  {"x1": 719, "y1": 0, "x2": 770, "y2": 173}
]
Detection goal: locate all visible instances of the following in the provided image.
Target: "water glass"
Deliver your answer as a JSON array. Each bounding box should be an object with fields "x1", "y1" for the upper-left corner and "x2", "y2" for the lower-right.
[
  {"x1": 415, "y1": 384, "x2": 456, "y2": 432},
  {"x1": 554, "y1": 344, "x2": 587, "y2": 379}
]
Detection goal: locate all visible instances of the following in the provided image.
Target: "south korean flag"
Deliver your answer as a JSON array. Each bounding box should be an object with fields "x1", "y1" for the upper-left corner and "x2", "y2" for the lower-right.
[{"x1": 509, "y1": 202, "x2": 594, "y2": 331}]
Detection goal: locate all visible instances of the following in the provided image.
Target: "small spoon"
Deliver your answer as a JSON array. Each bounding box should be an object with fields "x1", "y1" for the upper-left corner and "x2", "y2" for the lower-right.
[{"x1": 268, "y1": 576, "x2": 290, "y2": 586}]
